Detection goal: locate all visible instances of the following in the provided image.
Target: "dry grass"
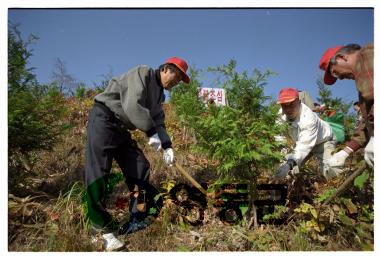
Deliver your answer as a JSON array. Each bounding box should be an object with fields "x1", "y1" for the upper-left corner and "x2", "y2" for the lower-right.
[{"x1": 8, "y1": 98, "x2": 374, "y2": 252}]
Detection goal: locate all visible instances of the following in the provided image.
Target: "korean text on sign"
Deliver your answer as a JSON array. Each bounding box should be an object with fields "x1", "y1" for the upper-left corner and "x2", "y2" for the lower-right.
[{"x1": 198, "y1": 87, "x2": 226, "y2": 106}]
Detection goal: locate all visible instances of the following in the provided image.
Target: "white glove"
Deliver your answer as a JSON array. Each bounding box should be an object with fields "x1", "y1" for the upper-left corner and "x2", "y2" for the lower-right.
[
  {"x1": 274, "y1": 135, "x2": 286, "y2": 143},
  {"x1": 280, "y1": 148, "x2": 288, "y2": 156},
  {"x1": 328, "y1": 149, "x2": 350, "y2": 167},
  {"x1": 163, "y1": 148, "x2": 174, "y2": 166},
  {"x1": 148, "y1": 133, "x2": 161, "y2": 151},
  {"x1": 364, "y1": 137, "x2": 374, "y2": 168}
]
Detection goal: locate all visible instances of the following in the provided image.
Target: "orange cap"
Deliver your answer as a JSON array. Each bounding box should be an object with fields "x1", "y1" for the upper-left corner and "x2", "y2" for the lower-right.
[
  {"x1": 165, "y1": 57, "x2": 190, "y2": 84},
  {"x1": 277, "y1": 88, "x2": 299, "y2": 104},
  {"x1": 319, "y1": 45, "x2": 344, "y2": 85}
]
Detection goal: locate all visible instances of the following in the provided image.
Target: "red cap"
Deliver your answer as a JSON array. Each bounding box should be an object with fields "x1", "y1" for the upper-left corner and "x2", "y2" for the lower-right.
[
  {"x1": 277, "y1": 88, "x2": 299, "y2": 104},
  {"x1": 319, "y1": 45, "x2": 344, "y2": 85},
  {"x1": 165, "y1": 57, "x2": 190, "y2": 84}
]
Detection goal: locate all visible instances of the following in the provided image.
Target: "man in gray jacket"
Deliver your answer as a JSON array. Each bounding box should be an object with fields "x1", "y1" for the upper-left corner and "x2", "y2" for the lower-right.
[{"x1": 85, "y1": 57, "x2": 190, "y2": 251}]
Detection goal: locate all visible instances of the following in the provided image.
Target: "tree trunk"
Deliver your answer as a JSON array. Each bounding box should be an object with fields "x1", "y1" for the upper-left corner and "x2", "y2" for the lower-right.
[{"x1": 248, "y1": 175, "x2": 258, "y2": 229}]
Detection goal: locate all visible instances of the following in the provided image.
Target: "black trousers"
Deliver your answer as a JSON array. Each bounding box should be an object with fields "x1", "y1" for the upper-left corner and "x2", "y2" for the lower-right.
[{"x1": 85, "y1": 102, "x2": 150, "y2": 230}]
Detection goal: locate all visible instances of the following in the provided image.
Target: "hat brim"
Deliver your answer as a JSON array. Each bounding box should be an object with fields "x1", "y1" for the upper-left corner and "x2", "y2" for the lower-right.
[
  {"x1": 172, "y1": 63, "x2": 190, "y2": 84},
  {"x1": 277, "y1": 97, "x2": 298, "y2": 104},
  {"x1": 181, "y1": 73, "x2": 190, "y2": 84},
  {"x1": 323, "y1": 71, "x2": 337, "y2": 85}
]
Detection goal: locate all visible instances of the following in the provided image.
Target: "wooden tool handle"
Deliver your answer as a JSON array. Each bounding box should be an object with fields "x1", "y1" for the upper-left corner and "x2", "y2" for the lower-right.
[{"x1": 174, "y1": 162, "x2": 208, "y2": 195}]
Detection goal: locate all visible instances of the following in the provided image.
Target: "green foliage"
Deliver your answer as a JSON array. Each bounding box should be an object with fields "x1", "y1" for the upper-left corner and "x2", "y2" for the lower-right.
[
  {"x1": 316, "y1": 79, "x2": 352, "y2": 115},
  {"x1": 47, "y1": 182, "x2": 94, "y2": 251},
  {"x1": 171, "y1": 61, "x2": 286, "y2": 180},
  {"x1": 74, "y1": 83, "x2": 87, "y2": 99},
  {"x1": 354, "y1": 171, "x2": 369, "y2": 189},
  {"x1": 106, "y1": 171, "x2": 124, "y2": 193},
  {"x1": 170, "y1": 68, "x2": 206, "y2": 127},
  {"x1": 294, "y1": 202, "x2": 324, "y2": 240},
  {"x1": 8, "y1": 23, "x2": 38, "y2": 92},
  {"x1": 176, "y1": 246, "x2": 190, "y2": 252},
  {"x1": 158, "y1": 179, "x2": 177, "y2": 200},
  {"x1": 294, "y1": 202, "x2": 318, "y2": 219},
  {"x1": 8, "y1": 25, "x2": 69, "y2": 156},
  {"x1": 316, "y1": 78, "x2": 356, "y2": 139},
  {"x1": 262, "y1": 205, "x2": 289, "y2": 223},
  {"x1": 316, "y1": 188, "x2": 337, "y2": 203},
  {"x1": 249, "y1": 231, "x2": 276, "y2": 251},
  {"x1": 359, "y1": 204, "x2": 374, "y2": 222},
  {"x1": 8, "y1": 84, "x2": 69, "y2": 155}
]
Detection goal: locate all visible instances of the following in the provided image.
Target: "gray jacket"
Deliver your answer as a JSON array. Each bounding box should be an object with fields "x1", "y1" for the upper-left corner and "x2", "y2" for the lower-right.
[{"x1": 94, "y1": 65, "x2": 171, "y2": 149}]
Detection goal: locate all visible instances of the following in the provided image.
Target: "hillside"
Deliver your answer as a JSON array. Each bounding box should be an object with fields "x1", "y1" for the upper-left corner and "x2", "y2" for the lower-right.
[{"x1": 8, "y1": 96, "x2": 374, "y2": 251}]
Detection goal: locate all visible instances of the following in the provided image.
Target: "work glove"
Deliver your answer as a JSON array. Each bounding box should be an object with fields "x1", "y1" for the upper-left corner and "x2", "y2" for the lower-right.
[
  {"x1": 328, "y1": 149, "x2": 350, "y2": 168},
  {"x1": 148, "y1": 133, "x2": 161, "y2": 151},
  {"x1": 274, "y1": 159, "x2": 297, "y2": 179},
  {"x1": 163, "y1": 148, "x2": 175, "y2": 166},
  {"x1": 280, "y1": 148, "x2": 289, "y2": 156},
  {"x1": 364, "y1": 137, "x2": 374, "y2": 168}
]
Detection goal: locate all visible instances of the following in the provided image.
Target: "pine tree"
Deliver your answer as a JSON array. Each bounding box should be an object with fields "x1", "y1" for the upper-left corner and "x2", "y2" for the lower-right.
[
  {"x1": 8, "y1": 24, "x2": 68, "y2": 167},
  {"x1": 316, "y1": 78, "x2": 356, "y2": 140},
  {"x1": 171, "y1": 60, "x2": 287, "y2": 226}
]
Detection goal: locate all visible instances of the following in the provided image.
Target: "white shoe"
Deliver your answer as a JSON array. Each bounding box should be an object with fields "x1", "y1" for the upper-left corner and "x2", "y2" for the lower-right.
[{"x1": 102, "y1": 233, "x2": 125, "y2": 251}]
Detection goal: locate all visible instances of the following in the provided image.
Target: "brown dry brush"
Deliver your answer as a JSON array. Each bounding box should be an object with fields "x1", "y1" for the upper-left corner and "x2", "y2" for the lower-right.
[
  {"x1": 8, "y1": 183, "x2": 94, "y2": 251},
  {"x1": 8, "y1": 97, "x2": 93, "y2": 251}
]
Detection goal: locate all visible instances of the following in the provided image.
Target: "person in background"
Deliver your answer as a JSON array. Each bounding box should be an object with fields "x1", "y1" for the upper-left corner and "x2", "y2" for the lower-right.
[
  {"x1": 353, "y1": 101, "x2": 363, "y2": 129},
  {"x1": 85, "y1": 57, "x2": 190, "y2": 251},
  {"x1": 312, "y1": 102, "x2": 327, "y2": 115},
  {"x1": 298, "y1": 90, "x2": 314, "y2": 110},
  {"x1": 313, "y1": 102, "x2": 321, "y2": 113},
  {"x1": 319, "y1": 43, "x2": 373, "y2": 168},
  {"x1": 274, "y1": 88, "x2": 342, "y2": 181}
]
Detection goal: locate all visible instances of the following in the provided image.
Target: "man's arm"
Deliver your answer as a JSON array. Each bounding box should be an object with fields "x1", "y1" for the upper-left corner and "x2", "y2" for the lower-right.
[{"x1": 346, "y1": 97, "x2": 371, "y2": 152}]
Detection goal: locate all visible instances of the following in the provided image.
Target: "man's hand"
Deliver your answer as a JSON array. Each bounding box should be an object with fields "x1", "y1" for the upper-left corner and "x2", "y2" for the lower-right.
[
  {"x1": 328, "y1": 149, "x2": 350, "y2": 167},
  {"x1": 274, "y1": 159, "x2": 297, "y2": 179},
  {"x1": 163, "y1": 148, "x2": 174, "y2": 166},
  {"x1": 148, "y1": 133, "x2": 161, "y2": 151}
]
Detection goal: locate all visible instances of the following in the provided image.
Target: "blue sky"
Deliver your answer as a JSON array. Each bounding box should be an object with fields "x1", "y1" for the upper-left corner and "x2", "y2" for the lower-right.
[
  {"x1": 8, "y1": 8, "x2": 374, "y2": 105},
  {"x1": 2, "y1": 5, "x2": 378, "y2": 253}
]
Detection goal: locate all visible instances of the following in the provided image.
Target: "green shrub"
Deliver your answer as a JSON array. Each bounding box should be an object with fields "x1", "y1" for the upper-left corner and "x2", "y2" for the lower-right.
[
  {"x1": 8, "y1": 25, "x2": 69, "y2": 157},
  {"x1": 171, "y1": 61, "x2": 287, "y2": 226}
]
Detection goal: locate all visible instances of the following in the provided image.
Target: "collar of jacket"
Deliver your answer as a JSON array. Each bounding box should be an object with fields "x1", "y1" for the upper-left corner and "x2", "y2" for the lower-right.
[
  {"x1": 155, "y1": 69, "x2": 164, "y2": 88},
  {"x1": 155, "y1": 69, "x2": 166, "y2": 102}
]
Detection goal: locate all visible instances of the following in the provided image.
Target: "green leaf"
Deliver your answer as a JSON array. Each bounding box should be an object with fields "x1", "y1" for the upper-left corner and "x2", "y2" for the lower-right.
[
  {"x1": 148, "y1": 207, "x2": 158, "y2": 215},
  {"x1": 317, "y1": 188, "x2": 337, "y2": 202},
  {"x1": 239, "y1": 205, "x2": 249, "y2": 216},
  {"x1": 154, "y1": 193, "x2": 163, "y2": 202},
  {"x1": 354, "y1": 171, "x2": 369, "y2": 189},
  {"x1": 342, "y1": 198, "x2": 358, "y2": 214},
  {"x1": 338, "y1": 211, "x2": 353, "y2": 226},
  {"x1": 310, "y1": 208, "x2": 318, "y2": 219}
]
